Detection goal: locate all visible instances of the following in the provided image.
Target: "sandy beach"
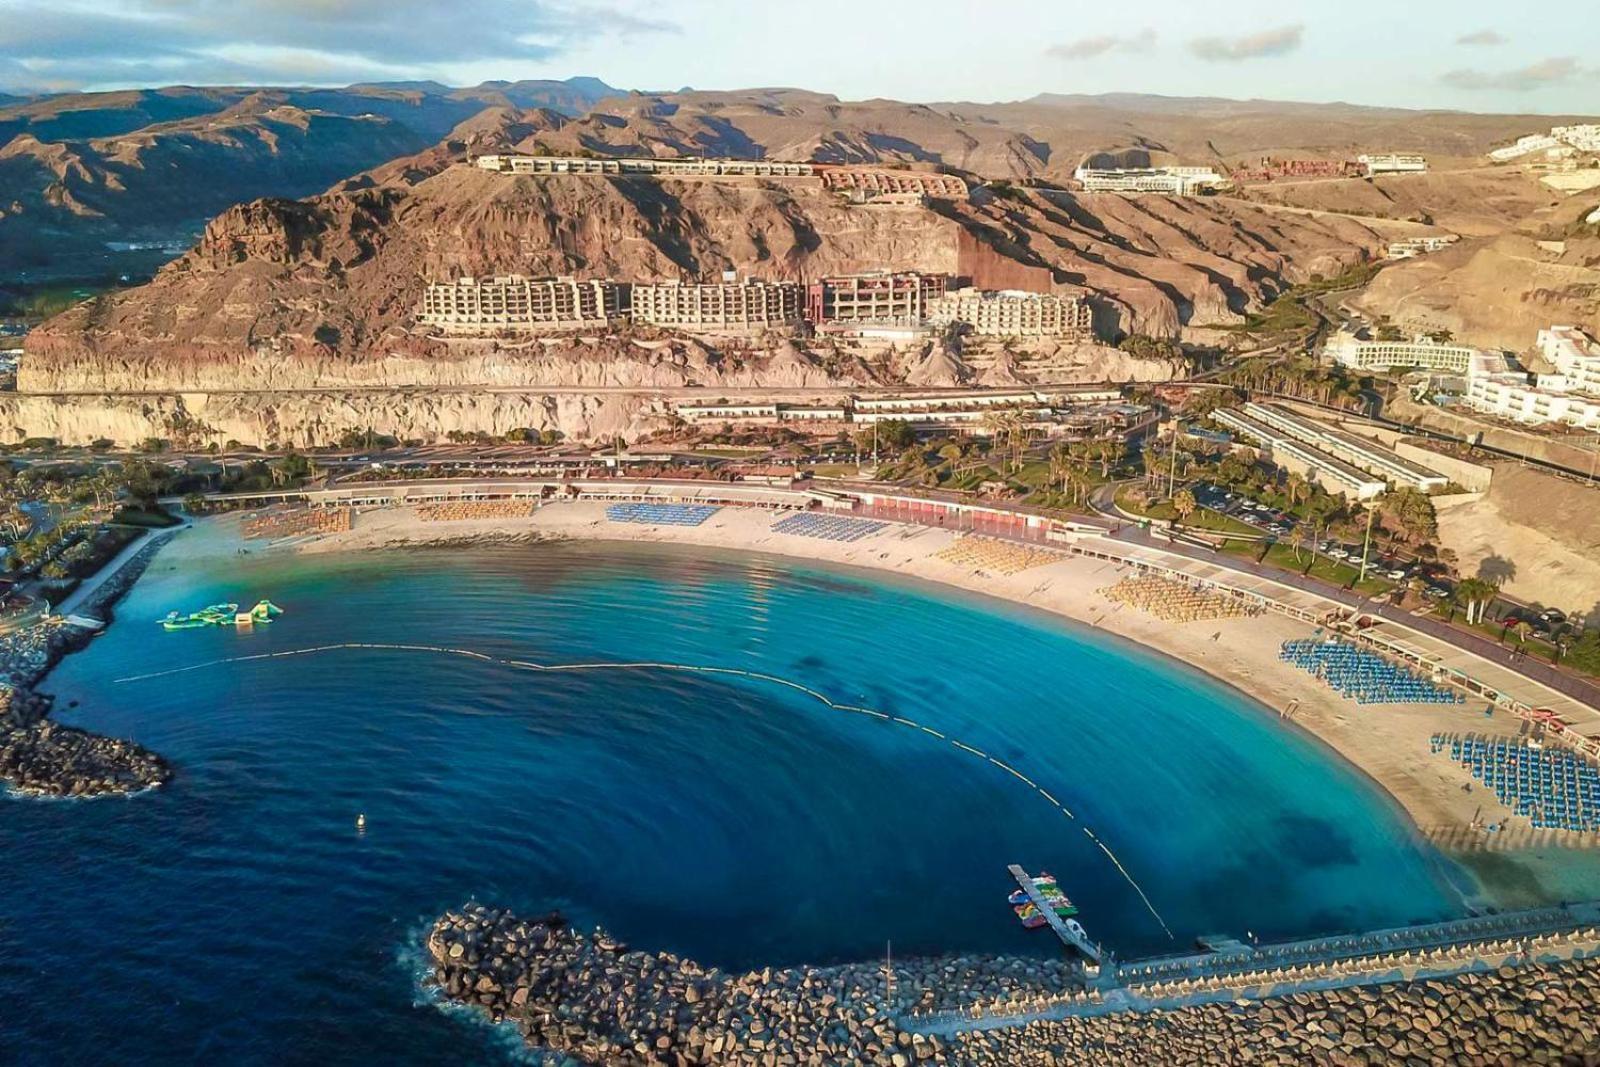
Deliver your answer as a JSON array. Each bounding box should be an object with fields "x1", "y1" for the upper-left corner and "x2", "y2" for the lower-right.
[{"x1": 205, "y1": 501, "x2": 1600, "y2": 905}]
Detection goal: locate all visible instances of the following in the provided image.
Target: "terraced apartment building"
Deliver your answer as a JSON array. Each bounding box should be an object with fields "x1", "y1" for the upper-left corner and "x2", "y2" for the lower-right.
[
  {"x1": 419, "y1": 276, "x2": 625, "y2": 331},
  {"x1": 630, "y1": 279, "x2": 803, "y2": 333},
  {"x1": 925, "y1": 288, "x2": 1093, "y2": 338}
]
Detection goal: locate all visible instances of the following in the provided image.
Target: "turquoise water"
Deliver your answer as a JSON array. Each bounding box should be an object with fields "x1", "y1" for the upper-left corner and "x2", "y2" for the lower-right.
[{"x1": 3, "y1": 540, "x2": 1466, "y2": 1063}]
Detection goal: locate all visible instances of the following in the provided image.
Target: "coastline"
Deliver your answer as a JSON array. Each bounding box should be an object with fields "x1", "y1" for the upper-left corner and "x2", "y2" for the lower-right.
[{"x1": 193, "y1": 502, "x2": 1599, "y2": 906}]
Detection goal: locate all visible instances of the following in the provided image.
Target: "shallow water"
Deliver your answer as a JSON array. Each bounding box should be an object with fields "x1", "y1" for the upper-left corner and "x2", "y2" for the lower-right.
[{"x1": 4, "y1": 540, "x2": 1470, "y2": 1063}]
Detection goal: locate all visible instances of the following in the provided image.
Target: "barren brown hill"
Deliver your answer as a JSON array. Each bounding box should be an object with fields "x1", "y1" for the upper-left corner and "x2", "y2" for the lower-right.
[
  {"x1": 1351, "y1": 196, "x2": 1600, "y2": 350},
  {"x1": 21, "y1": 120, "x2": 1393, "y2": 393}
]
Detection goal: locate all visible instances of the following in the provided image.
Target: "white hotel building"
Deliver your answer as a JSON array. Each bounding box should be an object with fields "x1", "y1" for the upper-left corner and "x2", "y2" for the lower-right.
[
  {"x1": 1072, "y1": 166, "x2": 1224, "y2": 196},
  {"x1": 1325, "y1": 331, "x2": 1484, "y2": 375},
  {"x1": 1462, "y1": 325, "x2": 1600, "y2": 429}
]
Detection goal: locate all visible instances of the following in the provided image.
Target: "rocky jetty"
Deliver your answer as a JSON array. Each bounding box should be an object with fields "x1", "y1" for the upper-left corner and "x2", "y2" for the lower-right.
[
  {"x1": 427, "y1": 903, "x2": 1600, "y2": 1066},
  {"x1": 0, "y1": 685, "x2": 170, "y2": 797},
  {"x1": 0, "y1": 531, "x2": 178, "y2": 798}
]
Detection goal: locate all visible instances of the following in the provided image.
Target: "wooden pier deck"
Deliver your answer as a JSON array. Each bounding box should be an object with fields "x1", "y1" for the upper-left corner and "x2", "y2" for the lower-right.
[{"x1": 1008, "y1": 864, "x2": 1104, "y2": 964}]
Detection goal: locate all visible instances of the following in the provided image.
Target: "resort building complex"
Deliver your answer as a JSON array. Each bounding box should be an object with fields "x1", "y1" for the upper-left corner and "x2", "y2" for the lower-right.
[
  {"x1": 418, "y1": 276, "x2": 624, "y2": 331},
  {"x1": 816, "y1": 168, "x2": 968, "y2": 198},
  {"x1": 925, "y1": 288, "x2": 1093, "y2": 338},
  {"x1": 672, "y1": 388, "x2": 1141, "y2": 438},
  {"x1": 1236, "y1": 402, "x2": 1448, "y2": 492},
  {"x1": 1461, "y1": 325, "x2": 1600, "y2": 429},
  {"x1": 1325, "y1": 331, "x2": 1484, "y2": 375},
  {"x1": 1072, "y1": 166, "x2": 1225, "y2": 196},
  {"x1": 1213, "y1": 407, "x2": 1388, "y2": 501},
  {"x1": 474, "y1": 155, "x2": 816, "y2": 178},
  {"x1": 1488, "y1": 125, "x2": 1600, "y2": 162},
  {"x1": 630, "y1": 279, "x2": 803, "y2": 332}
]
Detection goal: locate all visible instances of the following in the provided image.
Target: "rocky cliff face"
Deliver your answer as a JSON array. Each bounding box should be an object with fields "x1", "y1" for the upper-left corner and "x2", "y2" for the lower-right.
[{"x1": 21, "y1": 144, "x2": 1384, "y2": 397}]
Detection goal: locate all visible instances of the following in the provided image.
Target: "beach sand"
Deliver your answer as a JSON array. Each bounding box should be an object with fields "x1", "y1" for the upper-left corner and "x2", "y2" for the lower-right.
[{"x1": 199, "y1": 502, "x2": 1599, "y2": 906}]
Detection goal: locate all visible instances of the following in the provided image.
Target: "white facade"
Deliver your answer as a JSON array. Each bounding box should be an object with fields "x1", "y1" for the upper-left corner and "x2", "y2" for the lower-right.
[
  {"x1": 1465, "y1": 377, "x2": 1600, "y2": 429},
  {"x1": 1358, "y1": 154, "x2": 1427, "y2": 175},
  {"x1": 1325, "y1": 331, "x2": 1483, "y2": 374},
  {"x1": 1385, "y1": 235, "x2": 1458, "y2": 259},
  {"x1": 924, "y1": 289, "x2": 1093, "y2": 337},
  {"x1": 1537, "y1": 326, "x2": 1600, "y2": 395},
  {"x1": 1072, "y1": 166, "x2": 1224, "y2": 196}
]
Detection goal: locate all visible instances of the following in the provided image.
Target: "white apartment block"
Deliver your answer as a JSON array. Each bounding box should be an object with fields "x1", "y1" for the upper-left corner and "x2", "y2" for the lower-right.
[
  {"x1": 1072, "y1": 166, "x2": 1224, "y2": 196},
  {"x1": 630, "y1": 279, "x2": 802, "y2": 333},
  {"x1": 1385, "y1": 235, "x2": 1458, "y2": 259},
  {"x1": 1325, "y1": 331, "x2": 1483, "y2": 375},
  {"x1": 419, "y1": 275, "x2": 624, "y2": 331},
  {"x1": 475, "y1": 155, "x2": 815, "y2": 178},
  {"x1": 924, "y1": 289, "x2": 1093, "y2": 337},
  {"x1": 1358, "y1": 154, "x2": 1427, "y2": 175},
  {"x1": 1241, "y1": 403, "x2": 1448, "y2": 491},
  {"x1": 1465, "y1": 377, "x2": 1600, "y2": 429},
  {"x1": 1213, "y1": 408, "x2": 1387, "y2": 501},
  {"x1": 1537, "y1": 325, "x2": 1600, "y2": 396},
  {"x1": 1490, "y1": 126, "x2": 1600, "y2": 162}
]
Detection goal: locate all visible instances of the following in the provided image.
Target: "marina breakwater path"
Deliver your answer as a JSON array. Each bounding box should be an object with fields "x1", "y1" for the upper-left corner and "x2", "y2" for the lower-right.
[{"x1": 903, "y1": 900, "x2": 1600, "y2": 1035}]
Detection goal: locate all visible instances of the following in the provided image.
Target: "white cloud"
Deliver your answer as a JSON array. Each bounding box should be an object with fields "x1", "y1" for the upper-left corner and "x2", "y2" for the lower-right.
[
  {"x1": 1442, "y1": 56, "x2": 1584, "y2": 91},
  {"x1": 1190, "y1": 24, "x2": 1303, "y2": 62},
  {"x1": 1455, "y1": 30, "x2": 1508, "y2": 47},
  {"x1": 1045, "y1": 29, "x2": 1156, "y2": 61}
]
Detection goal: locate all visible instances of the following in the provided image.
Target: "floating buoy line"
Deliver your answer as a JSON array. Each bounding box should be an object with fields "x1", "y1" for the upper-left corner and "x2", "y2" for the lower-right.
[{"x1": 116, "y1": 641, "x2": 1173, "y2": 939}]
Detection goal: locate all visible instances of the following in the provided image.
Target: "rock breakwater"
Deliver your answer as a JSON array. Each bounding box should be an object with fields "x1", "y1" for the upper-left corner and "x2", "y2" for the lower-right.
[
  {"x1": 0, "y1": 531, "x2": 177, "y2": 798},
  {"x1": 425, "y1": 903, "x2": 1073, "y2": 1065},
  {"x1": 427, "y1": 903, "x2": 1600, "y2": 1066}
]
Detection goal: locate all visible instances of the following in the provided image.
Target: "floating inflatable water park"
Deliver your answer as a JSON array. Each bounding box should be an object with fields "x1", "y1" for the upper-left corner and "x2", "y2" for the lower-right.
[{"x1": 161, "y1": 600, "x2": 284, "y2": 631}]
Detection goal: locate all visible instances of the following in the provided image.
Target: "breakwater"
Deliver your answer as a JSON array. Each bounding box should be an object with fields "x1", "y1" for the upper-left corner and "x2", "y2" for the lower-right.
[
  {"x1": 427, "y1": 901, "x2": 1600, "y2": 1066},
  {"x1": 0, "y1": 532, "x2": 176, "y2": 797}
]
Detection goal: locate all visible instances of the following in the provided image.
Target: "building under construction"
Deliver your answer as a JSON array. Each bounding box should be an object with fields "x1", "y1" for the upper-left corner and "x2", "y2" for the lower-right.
[
  {"x1": 817, "y1": 167, "x2": 968, "y2": 199},
  {"x1": 419, "y1": 276, "x2": 625, "y2": 331},
  {"x1": 631, "y1": 279, "x2": 803, "y2": 333},
  {"x1": 805, "y1": 272, "x2": 947, "y2": 328}
]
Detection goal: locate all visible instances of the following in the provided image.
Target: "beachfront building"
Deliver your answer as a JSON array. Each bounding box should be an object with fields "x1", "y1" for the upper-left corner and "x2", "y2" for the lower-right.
[
  {"x1": 475, "y1": 155, "x2": 815, "y2": 178},
  {"x1": 1325, "y1": 331, "x2": 1484, "y2": 375},
  {"x1": 1213, "y1": 408, "x2": 1387, "y2": 501},
  {"x1": 630, "y1": 279, "x2": 802, "y2": 333},
  {"x1": 1073, "y1": 166, "x2": 1225, "y2": 196},
  {"x1": 805, "y1": 272, "x2": 947, "y2": 327},
  {"x1": 419, "y1": 275, "x2": 625, "y2": 331},
  {"x1": 1241, "y1": 403, "x2": 1448, "y2": 491},
  {"x1": 925, "y1": 288, "x2": 1094, "y2": 338},
  {"x1": 1358, "y1": 154, "x2": 1428, "y2": 175}
]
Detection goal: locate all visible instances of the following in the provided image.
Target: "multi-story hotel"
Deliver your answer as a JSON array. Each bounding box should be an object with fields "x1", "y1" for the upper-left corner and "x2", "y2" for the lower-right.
[
  {"x1": 1325, "y1": 331, "x2": 1483, "y2": 375},
  {"x1": 1072, "y1": 166, "x2": 1224, "y2": 196},
  {"x1": 475, "y1": 155, "x2": 815, "y2": 178},
  {"x1": 924, "y1": 289, "x2": 1093, "y2": 338},
  {"x1": 1240, "y1": 403, "x2": 1448, "y2": 491},
  {"x1": 418, "y1": 276, "x2": 625, "y2": 331},
  {"x1": 630, "y1": 279, "x2": 802, "y2": 333},
  {"x1": 805, "y1": 272, "x2": 947, "y2": 327},
  {"x1": 1465, "y1": 377, "x2": 1600, "y2": 429},
  {"x1": 1537, "y1": 326, "x2": 1600, "y2": 396},
  {"x1": 1358, "y1": 154, "x2": 1427, "y2": 175},
  {"x1": 1213, "y1": 408, "x2": 1387, "y2": 501}
]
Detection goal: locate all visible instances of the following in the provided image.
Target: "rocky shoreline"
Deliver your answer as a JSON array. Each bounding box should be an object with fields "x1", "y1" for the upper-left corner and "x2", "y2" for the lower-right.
[
  {"x1": 427, "y1": 903, "x2": 1600, "y2": 1066},
  {"x1": 0, "y1": 532, "x2": 177, "y2": 798}
]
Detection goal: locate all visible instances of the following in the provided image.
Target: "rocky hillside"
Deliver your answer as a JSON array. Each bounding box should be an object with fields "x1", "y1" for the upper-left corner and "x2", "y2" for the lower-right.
[
  {"x1": 20, "y1": 114, "x2": 1389, "y2": 394},
  {"x1": 0, "y1": 80, "x2": 621, "y2": 280}
]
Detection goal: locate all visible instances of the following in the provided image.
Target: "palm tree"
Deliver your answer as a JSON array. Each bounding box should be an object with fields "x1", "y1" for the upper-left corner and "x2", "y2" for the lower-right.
[
  {"x1": 1172, "y1": 488, "x2": 1197, "y2": 526},
  {"x1": 1452, "y1": 577, "x2": 1496, "y2": 626}
]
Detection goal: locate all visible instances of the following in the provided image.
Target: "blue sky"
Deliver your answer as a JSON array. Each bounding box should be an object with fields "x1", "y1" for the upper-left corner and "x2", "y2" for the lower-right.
[{"x1": 0, "y1": 0, "x2": 1595, "y2": 113}]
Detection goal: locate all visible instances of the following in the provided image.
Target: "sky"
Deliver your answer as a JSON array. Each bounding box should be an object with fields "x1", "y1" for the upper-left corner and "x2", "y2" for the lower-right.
[{"x1": 0, "y1": 0, "x2": 1596, "y2": 114}]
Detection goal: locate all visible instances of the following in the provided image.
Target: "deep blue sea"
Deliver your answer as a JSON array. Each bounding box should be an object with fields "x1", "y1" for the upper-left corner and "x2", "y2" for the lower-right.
[{"x1": 3, "y1": 540, "x2": 1471, "y2": 1064}]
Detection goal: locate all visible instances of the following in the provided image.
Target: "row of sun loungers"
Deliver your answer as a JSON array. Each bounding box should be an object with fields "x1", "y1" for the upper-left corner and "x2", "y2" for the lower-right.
[
  {"x1": 935, "y1": 536, "x2": 1061, "y2": 576},
  {"x1": 1433, "y1": 734, "x2": 1600, "y2": 833},
  {"x1": 241, "y1": 507, "x2": 351, "y2": 540},
  {"x1": 416, "y1": 500, "x2": 536, "y2": 522},
  {"x1": 604, "y1": 503, "x2": 721, "y2": 527},
  {"x1": 1101, "y1": 575, "x2": 1265, "y2": 623},
  {"x1": 1280, "y1": 638, "x2": 1462, "y2": 705},
  {"x1": 770, "y1": 513, "x2": 887, "y2": 542}
]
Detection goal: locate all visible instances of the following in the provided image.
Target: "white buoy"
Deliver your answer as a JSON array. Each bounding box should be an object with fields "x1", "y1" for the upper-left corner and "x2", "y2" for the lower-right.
[{"x1": 356, "y1": 813, "x2": 366, "y2": 831}]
